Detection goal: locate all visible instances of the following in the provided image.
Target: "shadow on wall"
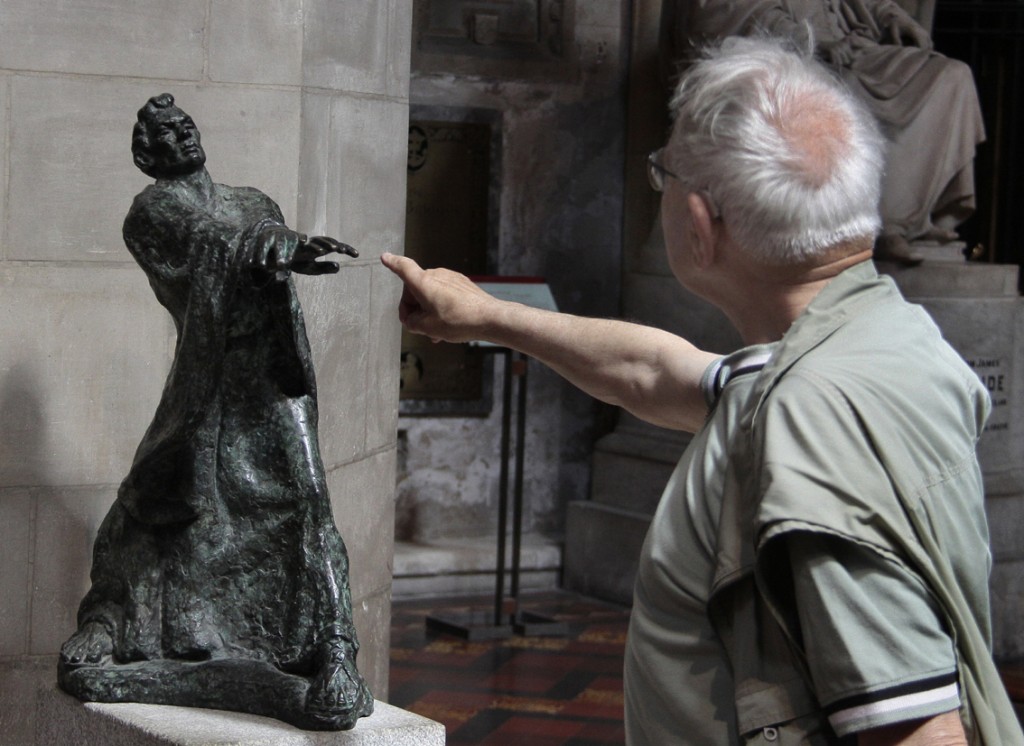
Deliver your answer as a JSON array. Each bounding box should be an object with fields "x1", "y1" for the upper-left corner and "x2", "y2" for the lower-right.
[
  {"x1": 0, "y1": 363, "x2": 48, "y2": 488},
  {"x1": 0, "y1": 361, "x2": 100, "y2": 655},
  {"x1": 0, "y1": 363, "x2": 49, "y2": 746}
]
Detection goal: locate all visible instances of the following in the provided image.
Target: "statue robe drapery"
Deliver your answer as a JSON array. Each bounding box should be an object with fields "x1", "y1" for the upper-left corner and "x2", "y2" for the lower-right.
[{"x1": 75, "y1": 177, "x2": 358, "y2": 671}]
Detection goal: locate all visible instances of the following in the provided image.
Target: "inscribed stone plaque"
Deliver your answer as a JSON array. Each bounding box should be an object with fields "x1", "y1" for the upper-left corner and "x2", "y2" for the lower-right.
[
  {"x1": 413, "y1": 0, "x2": 577, "y2": 80},
  {"x1": 917, "y1": 294, "x2": 1020, "y2": 485},
  {"x1": 401, "y1": 121, "x2": 491, "y2": 405},
  {"x1": 427, "y1": 0, "x2": 540, "y2": 45}
]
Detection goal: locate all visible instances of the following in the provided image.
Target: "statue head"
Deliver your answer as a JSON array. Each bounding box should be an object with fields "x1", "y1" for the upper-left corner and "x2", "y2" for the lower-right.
[{"x1": 132, "y1": 93, "x2": 207, "y2": 179}]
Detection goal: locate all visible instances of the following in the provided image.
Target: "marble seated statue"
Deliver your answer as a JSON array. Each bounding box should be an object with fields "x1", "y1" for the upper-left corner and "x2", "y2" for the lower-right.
[{"x1": 665, "y1": 0, "x2": 985, "y2": 264}]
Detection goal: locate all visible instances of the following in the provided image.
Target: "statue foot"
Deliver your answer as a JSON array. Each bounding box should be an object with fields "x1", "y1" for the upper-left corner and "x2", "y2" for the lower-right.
[
  {"x1": 874, "y1": 234, "x2": 923, "y2": 266},
  {"x1": 60, "y1": 621, "x2": 113, "y2": 667},
  {"x1": 304, "y1": 639, "x2": 373, "y2": 728}
]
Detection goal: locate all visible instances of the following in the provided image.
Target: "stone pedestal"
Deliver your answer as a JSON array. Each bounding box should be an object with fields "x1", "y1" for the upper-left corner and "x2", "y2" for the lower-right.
[
  {"x1": 564, "y1": 415, "x2": 689, "y2": 605},
  {"x1": 881, "y1": 258, "x2": 1024, "y2": 661},
  {"x1": 880, "y1": 260, "x2": 1024, "y2": 494},
  {"x1": 36, "y1": 687, "x2": 445, "y2": 746}
]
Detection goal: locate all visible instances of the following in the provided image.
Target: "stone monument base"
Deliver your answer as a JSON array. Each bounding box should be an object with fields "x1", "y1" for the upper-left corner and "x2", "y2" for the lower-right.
[
  {"x1": 880, "y1": 257, "x2": 1024, "y2": 661},
  {"x1": 59, "y1": 656, "x2": 372, "y2": 731},
  {"x1": 37, "y1": 685, "x2": 445, "y2": 746}
]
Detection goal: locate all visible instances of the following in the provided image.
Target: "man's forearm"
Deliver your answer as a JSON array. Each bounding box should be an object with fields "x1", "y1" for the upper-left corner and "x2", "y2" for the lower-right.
[
  {"x1": 858, "y1": 710, "x2": 967, "y2": 746},
  {"x1": 479, "y1": 301, "x2": 716, "y2": 432},
  {"x1": 381, "y1": 253, "x2": 716, "y2": 432}
]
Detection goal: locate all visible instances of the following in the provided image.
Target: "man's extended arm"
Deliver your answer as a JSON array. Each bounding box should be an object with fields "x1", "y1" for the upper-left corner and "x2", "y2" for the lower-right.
[{"x1": 381, "y1": 253, "x2": 717, "y2": 433}]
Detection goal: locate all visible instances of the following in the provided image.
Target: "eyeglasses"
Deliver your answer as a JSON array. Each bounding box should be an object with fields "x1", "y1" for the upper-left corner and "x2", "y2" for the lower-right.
[
  {"x1": 647, "y1": 148, "x2": 721, "y2": 219},
  {"x1": 647, "y1": 148, "x2": 679, "y2": 192}
]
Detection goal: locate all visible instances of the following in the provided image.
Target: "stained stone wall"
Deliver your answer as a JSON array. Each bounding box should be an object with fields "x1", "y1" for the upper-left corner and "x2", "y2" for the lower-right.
[
  {"x1": 397, "y1": 1, "x2": 628, "y2": 545},
  {"x1": 0, "y1": 2, "x2": 411, "y2": 743}
]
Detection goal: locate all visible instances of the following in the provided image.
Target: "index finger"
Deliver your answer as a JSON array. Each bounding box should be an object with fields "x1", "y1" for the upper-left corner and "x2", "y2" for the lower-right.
[{"x1": 381, "y1": 252, "x2": 424, "y2": 282}]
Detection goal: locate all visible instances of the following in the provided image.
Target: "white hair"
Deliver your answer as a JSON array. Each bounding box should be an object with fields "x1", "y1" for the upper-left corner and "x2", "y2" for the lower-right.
[{"x1": 666, "y1": 36, "x2": 884, "y2": 264}]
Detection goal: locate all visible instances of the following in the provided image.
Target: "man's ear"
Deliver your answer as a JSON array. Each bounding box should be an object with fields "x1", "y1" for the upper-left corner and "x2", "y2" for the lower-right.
[
  {"x1": 686, "y1": 191, "x2": 717, "y2": 268},
  {"x1": 133, "y1": 150, "x2": 155, "y2": 174}
]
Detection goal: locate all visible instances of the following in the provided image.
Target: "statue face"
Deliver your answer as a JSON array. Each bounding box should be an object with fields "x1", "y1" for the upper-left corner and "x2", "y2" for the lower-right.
[{"x1": 143, "y1": 108, "x2": 207, "y2": 178}]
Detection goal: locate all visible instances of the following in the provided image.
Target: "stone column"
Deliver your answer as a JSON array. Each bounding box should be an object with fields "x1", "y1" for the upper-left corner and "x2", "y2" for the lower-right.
[
  {"x1": 564, "y1": 220, "x2": 741, "y2": 603},
  {"x1": 563, "y1": 0, "x2": 740, "y2": 603}
]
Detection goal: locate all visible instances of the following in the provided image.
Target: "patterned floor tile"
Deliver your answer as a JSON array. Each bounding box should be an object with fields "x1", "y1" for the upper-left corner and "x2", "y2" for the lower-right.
[{"x1": 389, "y1": 591, "x2": 631, "y2": 744}]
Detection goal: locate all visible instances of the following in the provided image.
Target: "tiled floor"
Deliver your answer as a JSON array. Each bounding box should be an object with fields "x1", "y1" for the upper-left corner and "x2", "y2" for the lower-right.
[{"x1": 389, "y1": 592, "x2": 631, "y2": 746}]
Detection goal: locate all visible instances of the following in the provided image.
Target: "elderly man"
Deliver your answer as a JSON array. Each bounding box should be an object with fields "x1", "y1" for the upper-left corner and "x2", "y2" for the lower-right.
[
  {"x1": 59, "y1": 94, "x2": 372, "y2": 730},
  {"x1": 383, "y1": 39, "x2": 1021, "y2": 745}
]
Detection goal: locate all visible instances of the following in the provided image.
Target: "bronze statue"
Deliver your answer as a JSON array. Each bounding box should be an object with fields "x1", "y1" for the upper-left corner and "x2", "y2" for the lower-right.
[
  {"x1": 57, "y1": 93, "x2": 373, "y2": 731},
  {"x1": 665, "y1": 0, "x2": 985, "y2": 264}
]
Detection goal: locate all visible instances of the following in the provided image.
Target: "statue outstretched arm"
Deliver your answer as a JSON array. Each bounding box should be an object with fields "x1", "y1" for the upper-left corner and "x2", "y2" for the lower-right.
[{"x1": 249, "y1": 222, "x2": 359, "y2": 281}]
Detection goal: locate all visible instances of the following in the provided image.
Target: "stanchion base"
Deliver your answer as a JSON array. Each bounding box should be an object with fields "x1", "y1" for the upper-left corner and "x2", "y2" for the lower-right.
[
  {"x1": 513, "y1": 611, "x2": 570, "y2": 637},
  {"x1": 425, "y1": 612, "x2": 515, "y2": 641}
]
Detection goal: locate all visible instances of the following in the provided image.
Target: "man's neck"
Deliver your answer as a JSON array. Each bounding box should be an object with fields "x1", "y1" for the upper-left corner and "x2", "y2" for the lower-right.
[{"x1": 722, "y1": 246, "x2": 873, "y2": 345}]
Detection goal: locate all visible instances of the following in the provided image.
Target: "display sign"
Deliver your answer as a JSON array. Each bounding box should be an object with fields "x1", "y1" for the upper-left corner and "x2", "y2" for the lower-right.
[{"x1": 469, "y1": 276, "x2": 559, "y2": 348}]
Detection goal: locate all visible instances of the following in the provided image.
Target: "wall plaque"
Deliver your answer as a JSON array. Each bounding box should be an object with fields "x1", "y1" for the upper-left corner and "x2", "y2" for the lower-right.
[
  {"x1": 413, "y1": 0, "x2": 577, "y2": 80},
  {"x1": 401, "y1": 119, "x2": 493, "y2": 413}
]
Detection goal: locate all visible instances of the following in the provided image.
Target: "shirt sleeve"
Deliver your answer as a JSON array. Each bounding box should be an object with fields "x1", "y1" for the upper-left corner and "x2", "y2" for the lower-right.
[{"x1": 759, "y1": 530, "x2": 961, "y2": 738}]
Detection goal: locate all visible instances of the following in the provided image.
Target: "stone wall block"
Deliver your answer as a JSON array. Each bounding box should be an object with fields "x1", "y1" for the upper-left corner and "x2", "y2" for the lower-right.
[
  {"x1": 0, "y1": 489, "x2": 33, "y2": 656},
  {"x1": 387, "y1": 0, "x2": 414, "y2": 100},
  {"x1": 10, "y1": 81, "x2": 299, "y2": 264},
  {"x1": 0, "y1": 265, "x2": 172, "y2": 488},
  {"x1": 329, "y1": 96, "x2": 407, "y2": 256},
  {"x1": 591, "y1": 443, "x2": 677, "y2": 515},
  {"x1": 208, "y1": 0, "x2": 303, "y2": 86},
  {"x1": 0, "y1": 1, "x2": 205, "y2": 79},
  {"x1": 8, "y1": 77, "x2": 159, "y2": 262},
  {"x1": 325, "y1": 448, "x2": 397, "y2": 604},
  {"x1": 564, "y1": 501, "x2": 649, "y2": 606},
  {"x1": 577, "y1": 0, "x2": 625, "y2": 27},
  {"x1": 296, "y1": 265, "x2": 371, "y2": 467},
  {"x1": 398, "y1": 408, "x2": 503, "y2": 542},
  {"x1": 325, "y1": 450, "x2": 396, "y2": 702},
  {"x1": 0, "y1": 75, "x2": 8, "y2": 257},
  {"x1": 29, "y1": 485, "x2": 117, "y2": 655},
  {"x1": 297, "y1": 92, "x2": 333, "y2": 235},
  {"x1": 576, "y1": 21, "x2": 626, "y2": 89},
  {"x1": 990, "y1": 558, "x2": 1024, "y2": 661},
  {"x1": 350, "y1": 587, "x2": 392, "y2": 703},
  {"x1": 303, "y1": 0, "x2": 392, "y2": 95},
  {"x1": 366, "y1": 264, "x2": 402, "y2": 451},
  {"x1": 0, "y1": 658, "x2": 52, "y2": 746},
  {"x1": 297, "y1": 95, "x2": 407, "y2": 257},
  {"x1": 986, "y1": 493, "x2": 1024, "y2": 563}
]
